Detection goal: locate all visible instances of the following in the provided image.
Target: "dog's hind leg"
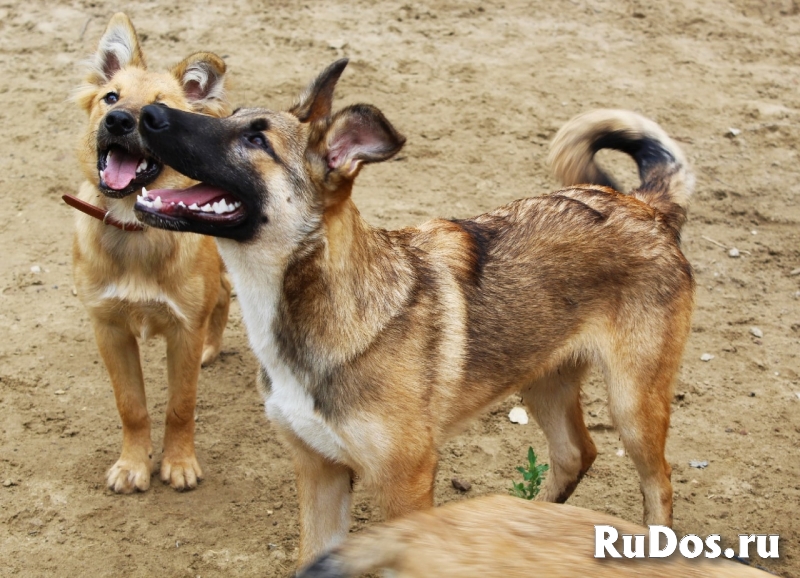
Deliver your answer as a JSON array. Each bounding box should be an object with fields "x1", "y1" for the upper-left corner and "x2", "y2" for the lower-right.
[
  {"x1": 289, "y1": 439, "x2": 354, "y2": 567},
  {"x1": 161, "y1": 325, "x2": 205, "y2": 490},
  {"x1": 601, "y1": 324, "x2": 685, "y2": 527},
  {"x1": 201, "y1": 271, "x2": 231, "y2": 367},
  {"x1": 93, "y1": 319, "x2": 154, "y2": 493},
  {"x1": 521, "y1": 360, "x2": 597, "y2": 504}
]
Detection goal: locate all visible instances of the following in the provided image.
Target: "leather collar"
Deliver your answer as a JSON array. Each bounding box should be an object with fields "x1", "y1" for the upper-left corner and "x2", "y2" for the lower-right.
[{"x1": 62, "y1": 194, "x2": 145, "y2": 232}]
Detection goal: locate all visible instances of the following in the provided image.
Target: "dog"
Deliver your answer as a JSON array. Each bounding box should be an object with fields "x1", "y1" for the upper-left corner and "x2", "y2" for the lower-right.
[
  {"x1": 296, "y1": 495, "x2": 771, "y2": 577},
  {"x1": 132, "y1": 59, "x2": 694, "y2": 564},
  {"x1": 69, "y1": 13, "x2": 232, "y2": 493}
]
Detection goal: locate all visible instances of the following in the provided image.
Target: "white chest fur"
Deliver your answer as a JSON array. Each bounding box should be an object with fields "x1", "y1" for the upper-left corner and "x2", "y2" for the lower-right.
[{"x1": 219, "y1": 240, "x2": 348, "y2": 463}]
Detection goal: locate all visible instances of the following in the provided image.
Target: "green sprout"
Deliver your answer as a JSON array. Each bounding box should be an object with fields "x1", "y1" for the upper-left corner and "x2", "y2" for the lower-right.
[{"x1": 510, "y1": 446, "x2": 549, "y2": 500}]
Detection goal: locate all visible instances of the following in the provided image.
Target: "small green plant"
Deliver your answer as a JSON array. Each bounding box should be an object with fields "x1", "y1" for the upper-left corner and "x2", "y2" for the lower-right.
[{"x1": 510, "y1": 446, "x2": 549, "y2": 500}]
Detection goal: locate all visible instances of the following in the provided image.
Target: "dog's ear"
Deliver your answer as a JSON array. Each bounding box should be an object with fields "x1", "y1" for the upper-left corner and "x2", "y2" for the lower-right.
[
  {"x1": 89, "y1": 13, "x2": 146, "y2": 85},
  {"x1": 323, "y1": 104, "x2": 406, "y2": 180},
  {"x1": 171, "y1": 52, "x2": 231, "y2": 117},
  {"x1": 289, "y1": 59, "x2": 349, "y2": 124}
]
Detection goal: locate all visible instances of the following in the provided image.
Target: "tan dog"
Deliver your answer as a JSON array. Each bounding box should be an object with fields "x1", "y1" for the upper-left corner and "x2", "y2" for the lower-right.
[
  {"x1": 70, "y1": 13, "x2": 232, "y2": 493},
  {"x1": 296, "y1": 496, "x2": 771, "y2": 577},
  {"x1": 132, "y1": 59, "x2": 694, "y2": 564}
]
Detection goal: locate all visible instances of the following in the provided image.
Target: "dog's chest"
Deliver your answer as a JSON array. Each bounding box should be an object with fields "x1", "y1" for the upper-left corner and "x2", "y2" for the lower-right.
[
  {"x1": 264, "y1": 360, "x2": 347, "y2": 463},
  {"x1": 223, "y1": 252, "x2": 347, "y2": 463}
]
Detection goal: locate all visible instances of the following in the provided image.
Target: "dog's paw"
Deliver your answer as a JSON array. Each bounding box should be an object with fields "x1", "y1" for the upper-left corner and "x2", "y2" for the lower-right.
[
  {"x1": 106, "y1": 459, "x2": 152, "y2": 494},
  {"x1": 200, "y1": 344, "x2": 220, "y2": 367},
  {"x1": 160, "y1": 455, "x2": 203, "y2": 491}
]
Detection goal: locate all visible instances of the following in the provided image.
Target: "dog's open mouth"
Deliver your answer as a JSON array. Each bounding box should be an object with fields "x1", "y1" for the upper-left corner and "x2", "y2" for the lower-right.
[
  {"x1": 98, "y1": 145, "x2": 162, "y2": 198},
  {"x1": 135, "y1": 183, "x2": 246, "y2": 226}
]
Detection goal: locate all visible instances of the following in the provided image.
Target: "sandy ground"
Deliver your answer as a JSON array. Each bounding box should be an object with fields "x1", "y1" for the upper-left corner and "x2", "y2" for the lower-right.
[{"x1": 1, "y1": 0, "x2": 799, "y2": 576}]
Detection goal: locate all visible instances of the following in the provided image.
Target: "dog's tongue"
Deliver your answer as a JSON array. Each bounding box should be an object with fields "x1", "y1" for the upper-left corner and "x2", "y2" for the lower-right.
[
  {"x1": 104, "y1": 148, "x2": 140, "y2": 190},
  {"x1": 146, "y1": 183, "x2": 230, "y2": 205}
]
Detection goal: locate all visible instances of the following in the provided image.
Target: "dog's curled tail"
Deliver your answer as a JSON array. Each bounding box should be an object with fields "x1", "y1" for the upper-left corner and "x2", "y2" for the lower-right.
[{"x1": 548, "y1": 109, "x2": 694, "y2": 233}]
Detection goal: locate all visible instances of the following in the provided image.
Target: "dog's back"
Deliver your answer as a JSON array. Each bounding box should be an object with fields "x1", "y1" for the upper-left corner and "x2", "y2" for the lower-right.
[{"x1": 298, "y1": 496, "x2": 770, "y2": 578}]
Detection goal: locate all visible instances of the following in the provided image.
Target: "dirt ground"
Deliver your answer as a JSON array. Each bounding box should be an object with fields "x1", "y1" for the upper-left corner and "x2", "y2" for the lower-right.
[{"x1": 1, "y1": 0, "x2": 799, "y2": 576}]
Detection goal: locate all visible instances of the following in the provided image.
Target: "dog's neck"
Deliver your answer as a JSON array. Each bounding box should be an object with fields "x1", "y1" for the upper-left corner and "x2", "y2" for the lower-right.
[{"x1": 220, "y1": 197, "x2": 417, "y2": 376}]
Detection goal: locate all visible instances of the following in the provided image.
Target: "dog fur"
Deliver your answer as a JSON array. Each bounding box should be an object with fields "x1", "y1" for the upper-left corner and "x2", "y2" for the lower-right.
[
  {"x1": 71, "y1": 13, "x2": 232, "y2": 493},
  {"x1": 133, "y1": 59, "x2": 694, "y2": 564},
  {"x1": 296, "y1": 495, "x2": 770, "y2": 578}
]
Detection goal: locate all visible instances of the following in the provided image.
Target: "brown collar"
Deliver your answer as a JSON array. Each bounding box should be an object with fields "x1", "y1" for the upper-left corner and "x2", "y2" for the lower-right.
[{"x1": 62, "y1": 194, "x2": 145, "y2": 232}]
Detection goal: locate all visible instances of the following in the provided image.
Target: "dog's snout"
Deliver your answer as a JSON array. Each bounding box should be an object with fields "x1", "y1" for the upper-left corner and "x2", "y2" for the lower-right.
[
  {"x1": 104, "y1": 110, "x2": 136, "y2": 136},
  {"x1": 141, "y1": 104, "x2": 170, "y2": 133}
]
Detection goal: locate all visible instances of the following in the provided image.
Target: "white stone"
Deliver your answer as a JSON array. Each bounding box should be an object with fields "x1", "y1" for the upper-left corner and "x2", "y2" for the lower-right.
[{"x1": 508, "y1": 406, "x2": 529, "y2": 425}]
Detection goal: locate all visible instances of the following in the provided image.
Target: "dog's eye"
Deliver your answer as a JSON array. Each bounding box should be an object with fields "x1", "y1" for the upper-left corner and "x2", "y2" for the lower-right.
[
  {"x1": 248, "y1": 134, "x2": 266, "y2": 147},
  {"x1": 245, "y1": 134, "x2": 276, "y2": 159},
  {"x1": 103, "y1": 92, "x2": 119, "y2": 105}
]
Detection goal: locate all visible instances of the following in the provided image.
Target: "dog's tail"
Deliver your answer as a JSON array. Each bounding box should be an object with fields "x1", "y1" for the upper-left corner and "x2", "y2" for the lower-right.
[
  {"x1": 548, "y1": 109, "x2": 693, "y2": 233},
  {"x1": 295, "y1": 530, "x2": 403, "y2": 578}
]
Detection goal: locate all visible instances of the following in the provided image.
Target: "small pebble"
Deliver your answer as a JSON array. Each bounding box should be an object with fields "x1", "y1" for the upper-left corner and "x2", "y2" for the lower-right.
[
  {"x1": 54, "y1": 389, "x2": 66, "y2": 395},
  {"x1": 749, "y1": 327, "x2": 763, "y2": 338},
  {"x1": 700, "y1": 353, "x2": 714, "y2": 362},
  {"x1": 3, "y1": 479, "x2": 15, "y2": 487},
  {"x1": 30, "y1": 265, "x2": 41, "y2": 273},
  {"x1": 508, "y1": 406, "x2": 529, "y2": 425},
  {"x1": 451, "y1": 478, "x2": 471, "y2": 492},
  {"x1": 727, "y1": 127, "x2": 741, "y2": 137},
  {"x1": 728, "y1": 247, "x2": 740, "y2": 258},
  {"x1": 790, "y1": 268, "x2": 800, "y2": 276},
  {"x1": 689, "y1": 460, "x2": 709, "y2": 469},
  {"x1": 616, "y1": 448, "x2": 625, "y2": 457},
  {"x1": 748, "y1": 392, "x2": 756, "y2": 397}
]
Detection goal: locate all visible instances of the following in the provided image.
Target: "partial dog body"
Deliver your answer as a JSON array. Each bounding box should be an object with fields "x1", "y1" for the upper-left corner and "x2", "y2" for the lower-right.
[
  {"x1": 71, "y1": 13, "x2": 232, "y2": 493},
  {"x1": 297, "y1": 495, "x2": 770, "y2": 578},
  {"x1": 133, "y1": 60, "x2": 694, "y2": 564}
]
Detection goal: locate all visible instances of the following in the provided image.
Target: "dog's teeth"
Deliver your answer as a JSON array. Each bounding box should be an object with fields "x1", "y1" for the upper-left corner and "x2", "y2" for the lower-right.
[
  {"x1": 154, "y1": 196, "x2": 163, "y2": 210},
  {"x1": 141, "y1": 186, "x2": 148, "y2": 198},
  {"x1": 178, "y1": 201, "x2": 186, "y2": 208},
  {"x1": 201, "y1": 203, "x2": 213, "y2": 212},
  {"x1": 136, "y1": 159, "x2": 147, "y2": 173},
  {"x1": 189, "y1": 203, "x2": 200, "y2": 211},
  {"x1": 233, "y1": 201, "x2": 241, "y2": 209}
]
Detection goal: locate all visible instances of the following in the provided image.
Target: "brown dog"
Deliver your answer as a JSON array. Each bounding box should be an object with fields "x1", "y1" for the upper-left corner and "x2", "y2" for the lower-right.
[
  {"x1": 132, "y1": 59, "x2": 694, "y2": 563},
  {"x1": 70, "y1": 13, "x2": 232, "y2": 493},
  {"x1": 297, "y1": 496, "x2": 770, "y2": 578}
]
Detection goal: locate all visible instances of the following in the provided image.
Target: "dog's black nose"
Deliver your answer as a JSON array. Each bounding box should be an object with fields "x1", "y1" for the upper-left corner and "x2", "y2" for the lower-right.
[
  {"x1": 141, "y1": 104, "x2": 170, "y2": 133},
  {"x1": 104, "y1": 110, "x2": 136, "y2": 136}
]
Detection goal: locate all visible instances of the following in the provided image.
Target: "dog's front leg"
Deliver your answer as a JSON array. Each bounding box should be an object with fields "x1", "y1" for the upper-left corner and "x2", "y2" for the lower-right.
[
  {"x1": 379, "y1": 448, "x2": 438, "y2": 520},
  {"x1": 161, "y1": 325, "x2": 205, "y2": 490},
  {"x1": 291, "y1": 442, "x2": 353, "y2": 567},
  {"x1": 92, "y1": 319, "x2": 153, "y2": 493}
]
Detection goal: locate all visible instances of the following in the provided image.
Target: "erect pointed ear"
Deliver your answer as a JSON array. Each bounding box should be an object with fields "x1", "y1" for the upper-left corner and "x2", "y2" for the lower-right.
[
  {"x1": 171, "y1": 52, "x2": 230, "y2": 117},
  {"x1": 323, "y1": 104, "x2": 406, "y2": 179},
  {"x1": 88, "y1": 13, "x2": 145, "y2": 85},
  {"x1": 289, "y1": 59, "x2": 349, "y2": 124}
]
